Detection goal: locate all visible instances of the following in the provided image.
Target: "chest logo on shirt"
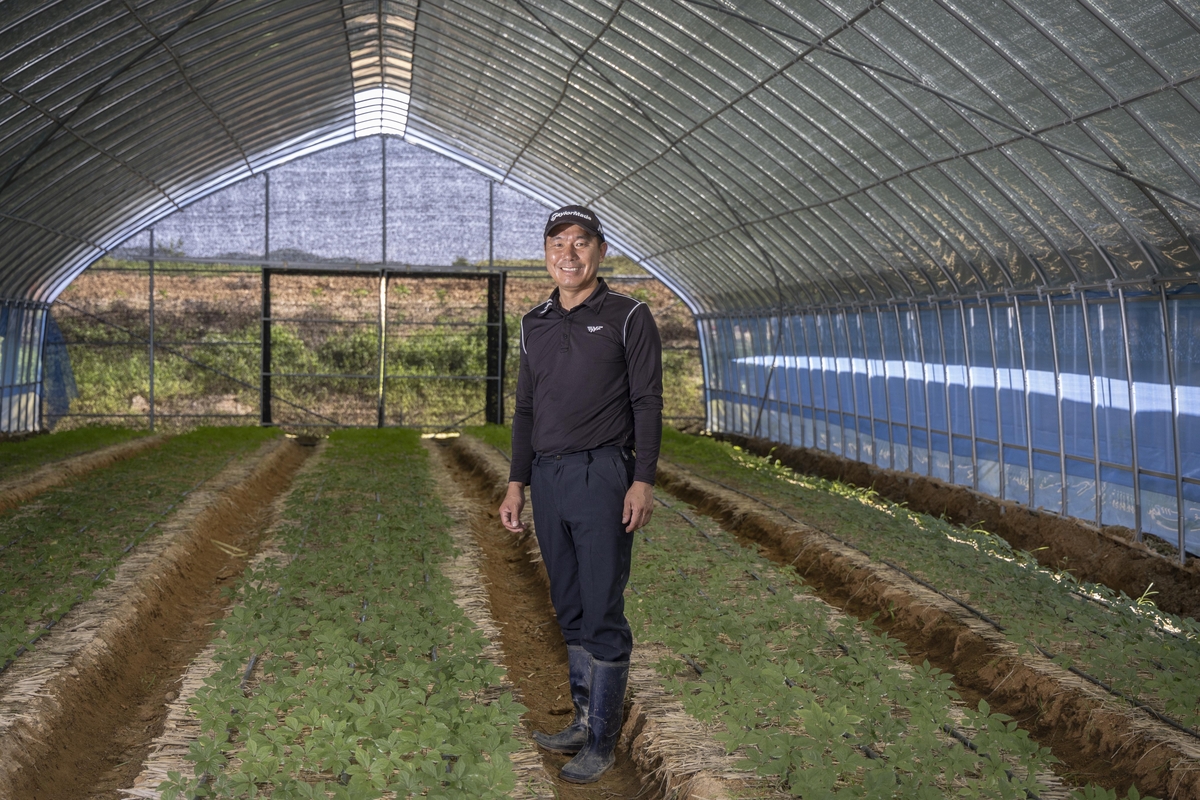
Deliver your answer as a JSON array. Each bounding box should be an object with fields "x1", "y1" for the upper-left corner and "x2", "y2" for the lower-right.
[{"x1": 588, "y1": 325, "x2": 604, "y2": 333}]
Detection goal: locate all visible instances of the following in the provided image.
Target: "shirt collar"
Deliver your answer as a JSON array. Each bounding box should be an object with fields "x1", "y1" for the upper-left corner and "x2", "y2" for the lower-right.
[{"x1": 543, "y1": 278, "x2": 609, "y2": 316}]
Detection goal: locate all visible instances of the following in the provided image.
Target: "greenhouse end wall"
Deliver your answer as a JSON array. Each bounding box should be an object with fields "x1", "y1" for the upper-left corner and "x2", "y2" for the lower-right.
[{"x1": 702, "y1": 287, "x2": 1200, "y2": 559}]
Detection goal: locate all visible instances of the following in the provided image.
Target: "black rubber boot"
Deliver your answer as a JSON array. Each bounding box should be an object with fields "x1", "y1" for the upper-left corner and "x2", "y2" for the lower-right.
[
  {"x1": 533, "y1": 645, "x2": 593, "y2": 754},
  {"x1": 559, "y1": 658, "x2": 628, "y2": 784}
]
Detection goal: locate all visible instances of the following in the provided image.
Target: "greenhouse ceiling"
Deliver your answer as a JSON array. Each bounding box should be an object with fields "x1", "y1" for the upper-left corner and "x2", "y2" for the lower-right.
[{"x1": 3, "y1": 0, "x2": 1200, "y2": 311}]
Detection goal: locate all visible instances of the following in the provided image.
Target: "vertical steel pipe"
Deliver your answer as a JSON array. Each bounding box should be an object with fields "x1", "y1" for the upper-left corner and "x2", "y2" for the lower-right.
[
  {"x1": 818, "y1": 311, "x2": 844, "y2": 454},
  {"x1": 260, "y1": 268, "x2": 272, "y2": 426},
  {"x1": 1117, "y1": 288, "x2": 1143, "y2": 541},
  {"x1": 148, "y1": 228, "x2": 155, "y2": 432},
  {"x1": 1158, "y1": 286, "x2": 1187, "y2": 564},
  {"x1": 838, "y1": 308, "x2": 863, "y2": 461},
  {"x1": 1012, "y1": 296, "x2": 1036, "y2": 508},
  {"x1": 889, "y1": 304, "x2": 913, "y2": 473},
  {"x1": 985, "y1": 298, "x2": 1004, "y2": 500},
  {"x1": 957, "y1": 300, "x2": 980, "y2": 492},
  {"x1": 1078, "y1": 293, "x2": 1103, "y2": 525},
  {"x1": 912, "y1": 301, "x2": 935, "y2": 476},
  {"x1": 377, "y1": 272, "x2": 387, "y2": 428},
  {"x1": 1046, "y1": 295, "x2": 1068, "y2": 515},
  {"x1": 934, "y1": 302, "x2": 957, "y2": 480}
]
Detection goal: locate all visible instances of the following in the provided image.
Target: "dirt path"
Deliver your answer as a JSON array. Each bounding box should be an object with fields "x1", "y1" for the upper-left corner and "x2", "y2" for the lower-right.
[
  {"x1": 0, "y1": 434, "x2": 168, "y2": 513},
  {"x1": 433, "y1": 441, "x2": 655, "y2": 799},
  {"x1": 656, "y1": 458, "x2": 1200, "y2": 800},
  {"x1": 0, "y1": 437, "x2": 312, "y2": 800}
]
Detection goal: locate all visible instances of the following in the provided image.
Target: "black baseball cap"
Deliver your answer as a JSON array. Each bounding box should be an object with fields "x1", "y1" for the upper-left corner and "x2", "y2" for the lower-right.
[{"x1": 544, "y1": 205, "x2": 605, "y2": 243}]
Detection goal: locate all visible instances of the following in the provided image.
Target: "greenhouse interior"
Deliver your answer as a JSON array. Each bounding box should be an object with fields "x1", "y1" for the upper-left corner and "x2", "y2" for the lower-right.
[{"x1": 3, "y1": 1, "x2": 1200, "y2": 798}]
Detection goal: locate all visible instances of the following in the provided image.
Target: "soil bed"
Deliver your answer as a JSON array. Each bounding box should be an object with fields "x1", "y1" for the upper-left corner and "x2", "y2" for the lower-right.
[
  {"x1": 0, "y1": 433, "x2": 167, "y2": 513},
  {"x1": 0, "y1": 437, "x2": 311, "y2": 800},
  {"x1": 437, "y1": 439, "x2": 653, "y2": 799},
  {"x1": 718, "y1": 432, "x2": 1200, "y2": 620},
  {"x1": 655, "y1": 458, "x2": 1200, "y2": 799}
]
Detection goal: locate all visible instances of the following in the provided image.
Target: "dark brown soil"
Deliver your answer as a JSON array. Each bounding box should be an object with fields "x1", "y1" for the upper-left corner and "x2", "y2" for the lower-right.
[
  {"x1": 656, "y1": 460, "x2": 1200, "y2": 800},
  {"x1": 719, "y1": 432, "x2": 1200, "y2": 622},
  {"x1": 437, "y1": 441, "x2": 656, "y2": 800},
  {"x1": 1, "y1": 439, "x2": 311, "y2": 800}
]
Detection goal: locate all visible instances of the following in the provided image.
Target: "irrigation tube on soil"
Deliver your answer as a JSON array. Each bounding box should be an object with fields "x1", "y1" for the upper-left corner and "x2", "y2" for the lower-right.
[
  {"x1": 655, "y1": 492, "x2": 1044, "y2": 798},
  {"x1": 629, "y1": 458, "x2": 1064, "y2": 797}
]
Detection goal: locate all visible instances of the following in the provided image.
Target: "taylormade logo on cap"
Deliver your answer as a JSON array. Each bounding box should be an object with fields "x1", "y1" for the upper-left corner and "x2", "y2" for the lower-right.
[
  {"x1": 551, "y1": 210, "x2": 592, "y2": 222},
  {"x1": 545, "y1": 204, "x2": 606, "y2": 243}
]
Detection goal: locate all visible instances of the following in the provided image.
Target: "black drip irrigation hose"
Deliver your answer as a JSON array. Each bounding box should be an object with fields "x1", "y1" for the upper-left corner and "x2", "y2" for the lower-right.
[
  {"x1": 193, "y1": 476, "x2": 326, "y2": 799},
  {"x1": 941, "y1": 724, "x2": 1041, "y2": 800},
  {"x1": 0, "y1": 465, "x2": 234, "y2": 677},
  {"x1": 662, "y1": 459, "x2": 1200, "y2": 746},
  {"x1": 659, "y1": 480, "x2": 1057, "y2": 791}
]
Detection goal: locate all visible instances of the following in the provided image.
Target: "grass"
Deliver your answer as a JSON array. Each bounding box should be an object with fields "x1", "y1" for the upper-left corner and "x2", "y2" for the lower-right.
[
  {"x1": 659, "y1": 430, "x2": 1200, "y2": 733},
  {"x1": 0, "y1": 426, "x2": 151, "y2": 481},
  {"x1": 161, "y1": 429, "x2": 528, "y2": 799},
  {"x1": 0, "y1": 427, "x2": 280, "y2": 668}
]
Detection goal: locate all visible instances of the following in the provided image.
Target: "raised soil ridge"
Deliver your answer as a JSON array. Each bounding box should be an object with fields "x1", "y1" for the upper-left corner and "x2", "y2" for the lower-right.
[
  {"x1": 0, "y1": 436, "x2": 310, "y2": 800},
  {"x1": 656, "y1": 457, "x2": 1200, "y2": 799}
]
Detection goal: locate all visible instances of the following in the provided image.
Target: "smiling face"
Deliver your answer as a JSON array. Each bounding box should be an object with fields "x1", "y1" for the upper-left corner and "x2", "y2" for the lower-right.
[{"x1": 544, "y1": 223, "x2": 607, "y2": 308}]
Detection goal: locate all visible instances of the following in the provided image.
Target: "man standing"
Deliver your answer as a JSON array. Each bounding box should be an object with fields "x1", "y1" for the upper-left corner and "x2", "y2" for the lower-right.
[{"x1": 499, "y1": 205, "x2": 662, "y2": 784}]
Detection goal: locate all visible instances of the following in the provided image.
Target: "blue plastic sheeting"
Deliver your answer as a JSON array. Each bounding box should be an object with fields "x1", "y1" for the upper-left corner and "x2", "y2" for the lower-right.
[
  {"x1": 702, "y1": 289, "x2": 1200, "y2": 557},
  {"x1": 41, "y1": 313, "x2": 77, "y2": 431},
  {"x1": 0, "y1": 302, "x2": 48, "y2": 433}
]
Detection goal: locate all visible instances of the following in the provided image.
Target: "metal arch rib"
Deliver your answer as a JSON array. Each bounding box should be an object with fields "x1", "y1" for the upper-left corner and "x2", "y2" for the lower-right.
[
  {"x1": 503, "y1": 0, "x2": 627, "y2": 183},
  {"x1": 583, "y1": 0, "x2": 886, "y2": 209},
  {"x1": 118, "y1": 0, "x2": 255, "y2": 176}
]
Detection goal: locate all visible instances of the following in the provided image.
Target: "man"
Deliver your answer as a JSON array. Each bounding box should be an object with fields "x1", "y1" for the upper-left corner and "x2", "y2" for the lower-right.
[{"x1": 499, "y1": 204, "x2": 662, "y2": 784}]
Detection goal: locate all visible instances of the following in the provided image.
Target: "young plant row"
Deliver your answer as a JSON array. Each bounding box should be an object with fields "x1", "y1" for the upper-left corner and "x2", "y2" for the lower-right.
[
  {"x1": 0, "y1": 426, "x2": 279, "y2": 669},
  {"x1": 625, "y1": 486, "x2": 1111, "y2": 800},
  {"x1": 159, "y1": 429, "x2": 528, "y2": 800},
  {"x1": 659, "y1": 430, "x2": 1200, "y2": 733},
  {"x1": 0, "y1": 424, "x2": 149, "y2": 482}
]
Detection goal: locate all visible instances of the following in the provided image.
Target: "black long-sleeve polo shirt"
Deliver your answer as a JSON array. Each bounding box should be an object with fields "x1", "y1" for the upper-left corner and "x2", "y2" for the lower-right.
[{"x1": 509, "y1": 279, "x2": 663, "y2": 486}]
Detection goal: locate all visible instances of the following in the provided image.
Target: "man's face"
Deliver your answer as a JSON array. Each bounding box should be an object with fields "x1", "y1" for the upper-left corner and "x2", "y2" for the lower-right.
[{"x1": 545, "y1": 223, "x2": 607, "y2": 295}]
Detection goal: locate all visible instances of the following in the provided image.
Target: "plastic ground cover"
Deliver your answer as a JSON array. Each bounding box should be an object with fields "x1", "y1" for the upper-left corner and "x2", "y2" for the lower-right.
[
  {"x1": 160, "y1": 429, "x2": 528, "y2": 799},
  {"x1": 0, "y1": 426, "x2": 279, "y2": 669}
]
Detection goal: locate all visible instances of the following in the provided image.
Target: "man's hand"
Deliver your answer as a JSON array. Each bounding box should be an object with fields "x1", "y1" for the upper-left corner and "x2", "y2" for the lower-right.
[
  {"x1": 623, "y1": 480, "x2": 654, "y2": 533},
  {"x1": 499, "y1": 482, "x2": 527, "y2": 532}
]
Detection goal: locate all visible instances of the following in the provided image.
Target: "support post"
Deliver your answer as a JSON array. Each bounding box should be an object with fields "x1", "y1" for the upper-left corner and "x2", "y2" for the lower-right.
[
  {"x1": 378, "y1": 272, "x2": 388, "y2": 428},
  {"x1": 1046, "y1": 295, "x2": 1069, "y2": 515},
  {"x1": 261, "y1": 268, "x2": 272, "y2": 426},
  {"x1": 985, "y1": 298, "x2": 1004, "y2": 500},
  {"x1": 1159, "y1": 286, "x2": 1187, "y2": 564},
  {"x1": 1012, "y1": 297, "x2": 1036, "y2": 508},
  {"x1": 261, "y1": 172, "x2": 272, "y2": 426},
  {"x1": 148, "y1": 228, "x2": 155, "y2": 432},
  {"x1": 912, "y1": 302, "x2": 935, "y2": 476},
  {"x1": 1079, "y1": 293, "x2": 1103, "y2": 525},
  {"x1": 957, "y1": 301, "x2": 979, "y2": 492},
  {"x1": 486, "y1": 271, "x2": 506, "y2": 424},
  {"x1": 1117, "y1": 288, "x2": 1142, "y2": 541}
]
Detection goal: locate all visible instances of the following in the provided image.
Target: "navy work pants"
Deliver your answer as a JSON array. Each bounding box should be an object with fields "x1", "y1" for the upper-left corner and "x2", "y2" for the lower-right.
[{"x1": 530, "y1": 446, "x2": 635, "y2": 663}]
